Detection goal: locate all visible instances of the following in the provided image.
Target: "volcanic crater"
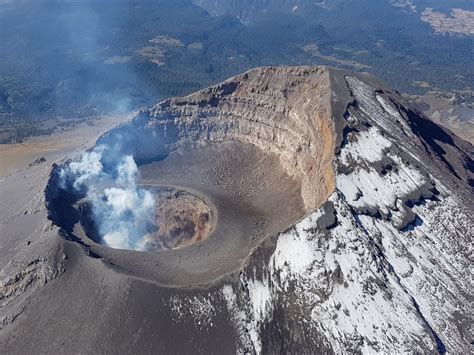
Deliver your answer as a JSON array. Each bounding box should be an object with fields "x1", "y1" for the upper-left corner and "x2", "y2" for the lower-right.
[
  {"x1": 77, "y1": 185, "x2": 216, "y2": 251},
  {"x1": 46, "y1": 66, "x2": 336, "y2": 287}
]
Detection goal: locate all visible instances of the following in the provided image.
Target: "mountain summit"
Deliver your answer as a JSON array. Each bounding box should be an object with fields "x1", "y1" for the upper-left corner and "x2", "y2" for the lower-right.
[{"x1": 1, "y1": 66, "x2": 472, "y2": 353}]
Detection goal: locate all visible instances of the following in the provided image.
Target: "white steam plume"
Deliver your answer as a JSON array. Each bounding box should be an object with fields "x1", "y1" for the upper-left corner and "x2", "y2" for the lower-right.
[
  {"x1": 63, "y1": 146, "x2": 105, "y2": 189},
  {"x1": 61, "y1": 146, "x2": 155, "y2": 251}
]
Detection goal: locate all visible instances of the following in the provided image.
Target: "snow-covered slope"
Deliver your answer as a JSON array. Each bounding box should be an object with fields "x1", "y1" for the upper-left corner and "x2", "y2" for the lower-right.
[{"x1": 169, "y1": 72, "x2": 473, "y2": 353}]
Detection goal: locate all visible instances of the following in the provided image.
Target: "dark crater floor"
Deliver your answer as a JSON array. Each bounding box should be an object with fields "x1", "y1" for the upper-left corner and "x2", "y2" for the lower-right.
[{"x1": 47, "y1": 141, "x2": 306, "y2": 286}]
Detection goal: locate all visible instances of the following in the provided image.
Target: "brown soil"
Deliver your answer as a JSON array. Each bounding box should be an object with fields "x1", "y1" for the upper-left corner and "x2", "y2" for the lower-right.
[{"x1": 0, "y1": 115, "x2": 128, "y2": 178}]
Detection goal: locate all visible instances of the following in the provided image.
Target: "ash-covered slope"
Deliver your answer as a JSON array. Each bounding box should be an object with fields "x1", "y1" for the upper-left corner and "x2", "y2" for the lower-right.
[{"x1": 0, "y1": 66, "x2": 472, "y2": 354}]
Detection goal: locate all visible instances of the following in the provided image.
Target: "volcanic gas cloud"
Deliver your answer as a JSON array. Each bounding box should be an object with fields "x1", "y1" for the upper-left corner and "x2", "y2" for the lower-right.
[{"x1": 60, "y1": 146, "x2": 155, "y2": 250}]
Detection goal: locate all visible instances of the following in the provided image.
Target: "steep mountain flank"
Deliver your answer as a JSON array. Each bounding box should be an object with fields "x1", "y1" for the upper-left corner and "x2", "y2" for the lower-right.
[{"x1": 0, "y1": 66, "x2": 472, "y2": 353}]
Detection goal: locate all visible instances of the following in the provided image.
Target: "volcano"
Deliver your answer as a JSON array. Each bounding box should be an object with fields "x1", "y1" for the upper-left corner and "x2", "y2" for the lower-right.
[{"x1": 0, "y1": 66, "x2": 472, "y2": 353}]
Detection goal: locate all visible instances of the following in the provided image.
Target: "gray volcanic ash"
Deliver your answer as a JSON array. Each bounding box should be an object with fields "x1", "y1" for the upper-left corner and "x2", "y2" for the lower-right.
[{"x1": 1, "y1": 66, "x2": 472, "y2": 353}]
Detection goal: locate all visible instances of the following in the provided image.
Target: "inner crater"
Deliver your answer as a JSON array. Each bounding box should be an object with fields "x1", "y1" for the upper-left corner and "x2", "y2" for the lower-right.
[
  {"x1": 77, "y1": 185, "x2": 216, "y2": 251},
  {"x1": 144, "y1": 187, "x2": 216, "y2": 250}
]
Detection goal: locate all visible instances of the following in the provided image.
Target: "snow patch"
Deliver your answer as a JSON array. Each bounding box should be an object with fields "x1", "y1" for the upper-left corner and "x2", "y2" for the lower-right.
[
  {"x1": 340, "y1": 126, "x2": 392, "y2": 165},
  {"x1": 168, "y1": 294, "x2": 216, "y2": 330}
]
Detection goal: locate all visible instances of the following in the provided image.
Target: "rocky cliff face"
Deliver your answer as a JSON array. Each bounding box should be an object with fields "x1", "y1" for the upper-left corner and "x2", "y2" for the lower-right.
[
  {"x1": 1, "y1": 66, "x2": 472, "y2": 353},
  {"x1": 216, "y1": 69, "x2": 473, "y2": 353},
  {"x1": 105, "y1": 66, "x2": 335, "y2": 210}
]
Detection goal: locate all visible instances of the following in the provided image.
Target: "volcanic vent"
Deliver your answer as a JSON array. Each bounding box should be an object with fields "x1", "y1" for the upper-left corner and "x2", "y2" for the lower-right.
[
  {"x1": 76, "y1": 186, "x2": 216, "y2": 251},
  {"x1": 145, "y1": 187, "x2": 215, "y2": 250},
  {"x1": 46, "y1": 66, "x2": 336, "y2": 285}
]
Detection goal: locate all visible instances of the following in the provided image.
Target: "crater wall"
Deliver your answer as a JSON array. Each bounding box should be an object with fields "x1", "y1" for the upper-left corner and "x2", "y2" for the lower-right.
[{"x1": 99, "y1": 66, "x2": 336, "y2": 211}]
